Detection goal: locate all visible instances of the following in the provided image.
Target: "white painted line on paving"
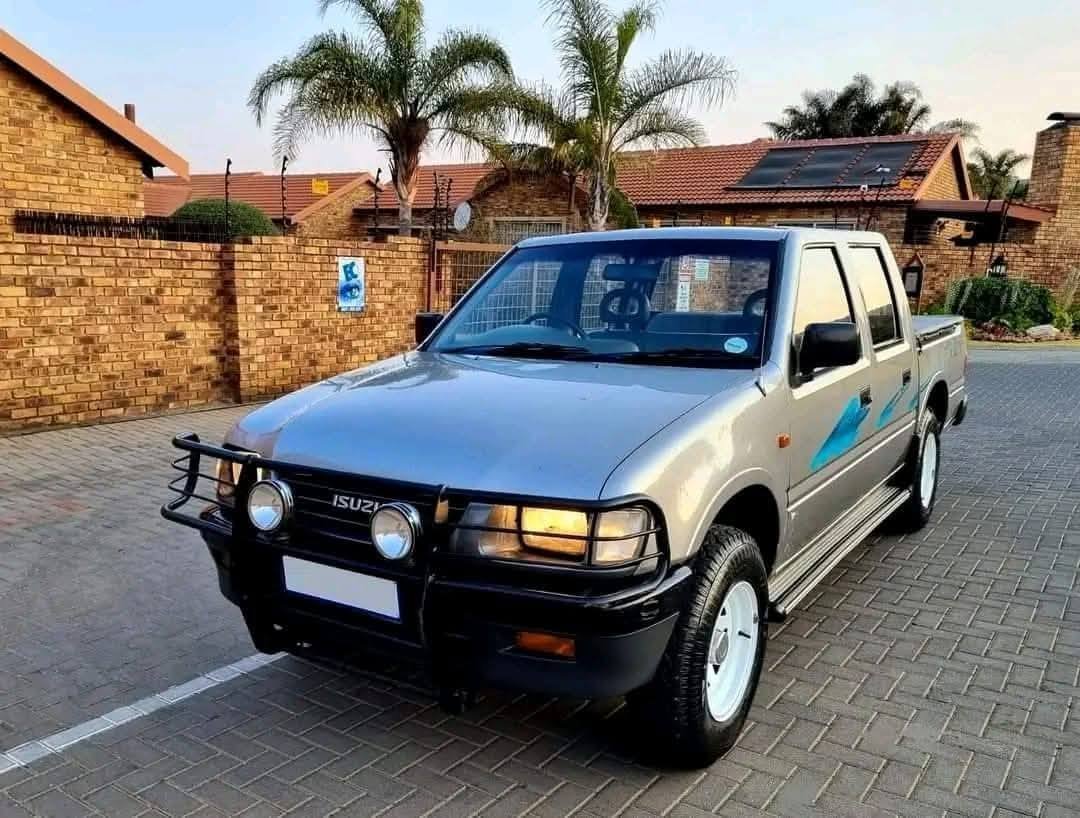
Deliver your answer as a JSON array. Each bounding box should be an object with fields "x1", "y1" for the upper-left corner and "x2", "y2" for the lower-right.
[{"x1": 0, "y1": 652, "x2": 285, "y2": 774}]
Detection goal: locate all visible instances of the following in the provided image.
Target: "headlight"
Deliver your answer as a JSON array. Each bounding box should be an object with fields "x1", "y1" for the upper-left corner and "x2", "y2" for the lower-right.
[
  {"x1": 246, "y1": 479, "x2": 292, "y2": 532},
  {"x1": 451, "y1": 503, "x2": 655, "y2": 565},
  {"x1": 370, "y1": 503, "x2": 420, "y2": 560}
]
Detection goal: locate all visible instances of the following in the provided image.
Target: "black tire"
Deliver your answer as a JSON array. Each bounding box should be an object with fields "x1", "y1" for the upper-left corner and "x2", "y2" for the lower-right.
[
  {"x1": 893, "y1": 413, "x2": 942, "y2": 531},
  {"x1": 630, "y1": 525, "x2": 768, "y2": 768}
]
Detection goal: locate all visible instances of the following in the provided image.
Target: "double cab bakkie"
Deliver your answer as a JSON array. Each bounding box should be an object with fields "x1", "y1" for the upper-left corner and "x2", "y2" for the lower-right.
[{"x1": 164, "y1": 227, "x2": 968, "y2": 765}]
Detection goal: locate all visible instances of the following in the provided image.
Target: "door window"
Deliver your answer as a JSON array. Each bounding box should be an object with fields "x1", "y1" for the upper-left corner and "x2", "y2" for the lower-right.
[
  {"x1": 792, "y1": 247, "x2": 855, "y2": 355},
  {"x1": 848, "y1": 246, "x2": 901, "y2": 346}
]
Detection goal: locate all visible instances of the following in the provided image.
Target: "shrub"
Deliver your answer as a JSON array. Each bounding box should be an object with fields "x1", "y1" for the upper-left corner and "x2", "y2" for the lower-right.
[
  {"x1": 171, "y1": 198, "x2": 279, "y2": 238},
  {"x1": 608, "y1": 188, "x2": 640, "y2": 230},
  {"x1": 944, "y1": 277, "x2": 1056, "y2": 332}
]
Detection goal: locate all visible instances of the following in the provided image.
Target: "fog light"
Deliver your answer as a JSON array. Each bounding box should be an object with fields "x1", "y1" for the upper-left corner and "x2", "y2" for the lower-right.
[
  {"x1": 515, "y1": 631, "x2": 576, "y2": 658},
  {"x1": 247, "y1": 479, "x2": 292, "y2": 532},
  {"x1": 371, "y1": 503, "x2": 420, "y2": 560}
]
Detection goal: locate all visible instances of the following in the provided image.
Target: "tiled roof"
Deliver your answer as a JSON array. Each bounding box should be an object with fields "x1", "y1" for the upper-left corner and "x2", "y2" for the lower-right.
[
  {"x1": 351, "y1": 134, "x2": 963, "y2": 212},
  {"x1": 352, "y1": 163, "x2": 499, "y2": 211},
  {"x1": 0, "y1": 28, "x2": 188, "y2": 178},
  {"x1": 149, "y1": 171, "x2": 374, "y2": 219},
  {"x1": 616, "y1": 133, "x2": 960, "y2": 206},
  {"x1": 144, "y1": 181, "x2": 192, "y2": 218}
]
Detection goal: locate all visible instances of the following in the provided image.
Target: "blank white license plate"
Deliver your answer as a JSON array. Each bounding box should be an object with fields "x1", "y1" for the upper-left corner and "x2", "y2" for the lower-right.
[{"x1": 282, "y1": 556, "x2": 400, "y2": 620}]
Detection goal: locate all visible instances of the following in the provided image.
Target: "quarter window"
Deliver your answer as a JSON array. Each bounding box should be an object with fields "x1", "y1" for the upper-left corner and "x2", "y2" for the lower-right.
[
  {"x1": 848, "y1": 246, "x2": 901, "y2": 346},
  {"x1": 792, "y1": 247, "x2": 855, "y2": 354}
]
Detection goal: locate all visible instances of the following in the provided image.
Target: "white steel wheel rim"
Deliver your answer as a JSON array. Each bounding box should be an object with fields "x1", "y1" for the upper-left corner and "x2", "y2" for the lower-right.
[
  {"x1": 920, "y1": 433, "x2": 938, "y2": 509},
  {"x1": 705, "y1": 580, "x2": 760, "y2": 723}
]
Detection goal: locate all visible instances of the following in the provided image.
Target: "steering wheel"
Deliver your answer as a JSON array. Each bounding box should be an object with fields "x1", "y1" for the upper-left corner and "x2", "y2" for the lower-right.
[
  {"x1": 523, "y1": 312, "x2": 587, "y2": 339},
  {"x1": 743, "y1": 288, "x2": 769, "y2": 318}
]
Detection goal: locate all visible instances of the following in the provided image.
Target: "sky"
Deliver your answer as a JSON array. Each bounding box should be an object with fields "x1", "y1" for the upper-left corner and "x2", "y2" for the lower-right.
[{"x1": 1, "y1": 0, "x2": 1075, "y2": 178}]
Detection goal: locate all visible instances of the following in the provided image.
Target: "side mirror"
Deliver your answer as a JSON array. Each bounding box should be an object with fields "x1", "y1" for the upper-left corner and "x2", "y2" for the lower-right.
[
  {"x1": 415, "y1": 312, "x2": 443, "y2": 345},
  {"x1": 799, "y1": 322, "x2": 860, "y2": 377}
]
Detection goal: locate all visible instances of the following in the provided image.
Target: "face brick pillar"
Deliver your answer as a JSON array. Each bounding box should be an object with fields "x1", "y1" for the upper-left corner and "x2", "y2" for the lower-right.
[{"x1": 1028, "y1": 113, "x2": 1080, "y2": 241}]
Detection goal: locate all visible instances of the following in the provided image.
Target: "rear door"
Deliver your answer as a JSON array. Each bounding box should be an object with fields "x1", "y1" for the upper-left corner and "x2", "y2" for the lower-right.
[
  {"x1": 842, "y1": 243, "x2": 917, "y2": 478},
  {"x1": 786, "y1": 245, "x2": 875, "y2": 552}
]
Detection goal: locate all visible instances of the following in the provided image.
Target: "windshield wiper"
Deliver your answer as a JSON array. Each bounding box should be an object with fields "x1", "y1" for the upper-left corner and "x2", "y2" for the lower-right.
[
  {"x1": 439, "y1": 342, "x2": 593, "y2": 360},
  {"x1": 588, "y1": 348, "x2": 752, "y2": 367}
]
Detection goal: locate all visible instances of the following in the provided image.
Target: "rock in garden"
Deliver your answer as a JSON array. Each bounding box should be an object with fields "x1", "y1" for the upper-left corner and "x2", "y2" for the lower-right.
[{"x1": 1026, "y1": 324, "x2": 1062, "y2": 340}]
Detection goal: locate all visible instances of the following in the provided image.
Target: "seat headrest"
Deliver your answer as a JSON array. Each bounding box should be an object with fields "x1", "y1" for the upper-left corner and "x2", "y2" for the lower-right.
[{"x1": 602, "y1": 262, "x2": 661, "y2": 282}]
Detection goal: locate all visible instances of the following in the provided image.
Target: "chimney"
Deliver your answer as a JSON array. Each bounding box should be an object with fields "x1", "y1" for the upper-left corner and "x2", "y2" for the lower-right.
[{"x1": 123, "y1": 103, "x2": 136, "y2": 123}]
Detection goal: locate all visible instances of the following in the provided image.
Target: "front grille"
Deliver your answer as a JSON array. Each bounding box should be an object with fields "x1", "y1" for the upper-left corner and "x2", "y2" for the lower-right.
[{"x1": 277, "y1": 467, "x2": 444, "y2": 568}]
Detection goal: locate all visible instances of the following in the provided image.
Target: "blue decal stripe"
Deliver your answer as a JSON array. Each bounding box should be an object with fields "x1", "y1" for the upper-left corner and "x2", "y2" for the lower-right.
[{"x1": 811, "y1": 396, "x2": 870, "y2": 472}]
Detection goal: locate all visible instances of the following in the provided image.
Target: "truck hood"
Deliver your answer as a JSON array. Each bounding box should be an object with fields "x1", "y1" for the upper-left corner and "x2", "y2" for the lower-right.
[{"x1": 227, "y1": 352, "x2": 757, "y2": 498}]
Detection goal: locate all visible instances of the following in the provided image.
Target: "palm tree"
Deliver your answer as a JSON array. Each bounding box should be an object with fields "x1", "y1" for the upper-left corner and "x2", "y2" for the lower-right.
[
  {"x1": 504, "y1": 0, "x2": 735, "y2": 231},
  {"x1": 967, "y1": 148, "x2": 1029, "y2": 200},
  {"x1": 766, "y1": 74, "x2": 975, "y2": 141},
  {"x1": 249, "y1": 0, "x2": 514, "y2": 234}
]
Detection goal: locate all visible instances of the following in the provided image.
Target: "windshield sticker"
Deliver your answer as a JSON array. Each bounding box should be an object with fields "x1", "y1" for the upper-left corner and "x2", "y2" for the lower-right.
[
  {"x1": 694, "y1": 258, "x2": 711, "y2": 281},
  {"x1": 724, "y1": 336, "x2": 749, "y2": 354},
  {"x1": 675, "y1": 280, "x2": 692, "y2": 312}
]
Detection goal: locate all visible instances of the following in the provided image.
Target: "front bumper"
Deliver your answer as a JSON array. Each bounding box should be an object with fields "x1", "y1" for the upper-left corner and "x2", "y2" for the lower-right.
[{"x1": 165, "y1": 434, "x2": 689, "y2": 699}]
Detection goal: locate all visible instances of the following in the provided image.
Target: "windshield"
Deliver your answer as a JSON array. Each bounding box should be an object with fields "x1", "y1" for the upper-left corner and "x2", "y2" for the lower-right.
[{"x1": 429, "y1": 237, "x2": 779, "y2": 367}]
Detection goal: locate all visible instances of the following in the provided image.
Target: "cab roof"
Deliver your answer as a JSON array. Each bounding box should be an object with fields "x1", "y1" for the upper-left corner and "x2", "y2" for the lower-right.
[{"x1": 515, "y1": 225, "x2": 887, "y2": 248}]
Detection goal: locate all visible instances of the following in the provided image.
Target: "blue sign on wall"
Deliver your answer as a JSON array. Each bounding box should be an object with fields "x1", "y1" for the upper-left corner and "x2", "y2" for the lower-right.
[{"x1": 337, "y1": 257, "x2": 365, "y2": 312}]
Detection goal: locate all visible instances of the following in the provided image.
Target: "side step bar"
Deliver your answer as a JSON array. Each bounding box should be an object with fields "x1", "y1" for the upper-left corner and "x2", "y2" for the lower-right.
[{"x1": 770, "y1": 487, "x2": 910, "y2": 619}]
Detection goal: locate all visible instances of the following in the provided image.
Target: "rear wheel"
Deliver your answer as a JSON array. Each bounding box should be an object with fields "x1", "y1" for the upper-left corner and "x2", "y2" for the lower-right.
[
  {"x1": 630, "y1": 525, "x2": 768, "y2": 768},
  {"x1": 893, "y1": 413, "x2": 942, "y2": 531}
]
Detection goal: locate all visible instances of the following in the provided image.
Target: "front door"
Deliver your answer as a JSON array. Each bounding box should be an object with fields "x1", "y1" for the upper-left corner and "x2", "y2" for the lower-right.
[{"x1": 786, "y1": 245, "x2": 876, "y2": 558}]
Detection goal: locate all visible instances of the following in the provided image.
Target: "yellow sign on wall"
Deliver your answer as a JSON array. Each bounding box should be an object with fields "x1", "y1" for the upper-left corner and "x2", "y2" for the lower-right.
[{"x1": 311, "y1": 178, "x2": 330, "y2": 195}]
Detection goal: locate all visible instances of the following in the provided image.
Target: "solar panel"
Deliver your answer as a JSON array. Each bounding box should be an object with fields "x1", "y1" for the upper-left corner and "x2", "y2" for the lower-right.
[
  {"x1": 735, "y1": 148, "x2": 810, "y2": 187},
  {"x1": 787, "y1": 146, "x2": 862, "y2": 187},
  {"x1": 842, "y1": 142, "x2": 919, "y2": 186}
]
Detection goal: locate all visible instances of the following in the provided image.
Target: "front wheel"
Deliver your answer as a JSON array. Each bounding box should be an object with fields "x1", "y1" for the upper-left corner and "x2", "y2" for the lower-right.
[{"x1": 630, "y1": 525, "x2": 768, "y2": 768}]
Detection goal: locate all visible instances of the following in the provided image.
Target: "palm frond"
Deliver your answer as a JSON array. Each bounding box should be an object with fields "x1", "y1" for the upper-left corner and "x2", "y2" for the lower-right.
[
  {"x1": 614, "y1": 0, "x2": 658, "y2": 74},
  {"x1": 616, "y1": 105, "x2": 705, "y2": 151},
  {"x1": 419, "y1": 30, "x2": 513, "y2": 111},
  {"x1": 621, "y1": 49, "x2": 735, "y2": 131},
  {"x1": 544, "y1": 0, "x2": 616, "y2": 115}
]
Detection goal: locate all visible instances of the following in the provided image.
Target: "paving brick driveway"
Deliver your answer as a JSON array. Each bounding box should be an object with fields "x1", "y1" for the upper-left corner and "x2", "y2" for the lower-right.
[{"x1": 1, "y1": 349, "x2": 1078, "y2": 818}]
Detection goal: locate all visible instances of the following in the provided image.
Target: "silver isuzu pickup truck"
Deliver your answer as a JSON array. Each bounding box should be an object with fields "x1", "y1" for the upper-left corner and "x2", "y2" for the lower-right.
[{"x1": 164, "y1": 227, "x2": 967, "y2": 765}]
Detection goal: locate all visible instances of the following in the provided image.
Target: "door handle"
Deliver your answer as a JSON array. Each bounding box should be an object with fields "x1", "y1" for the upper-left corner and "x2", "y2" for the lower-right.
[
  {"x1": 859, "y1": 387, "x2": 873, "y2": 407},
  {"x1": 902, "y1": 369, "x2": 912, "y2": 385}
]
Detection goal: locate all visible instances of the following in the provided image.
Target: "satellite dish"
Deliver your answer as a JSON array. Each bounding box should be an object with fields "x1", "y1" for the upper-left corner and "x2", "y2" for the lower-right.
[{"x1": 452, "y1": 201, "x2": 472, "y2": 232}]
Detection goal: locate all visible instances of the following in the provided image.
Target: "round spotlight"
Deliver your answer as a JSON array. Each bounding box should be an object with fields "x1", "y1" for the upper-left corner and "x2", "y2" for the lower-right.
[
  {"x1": 371, "y1": 503, "x2": 421, "y2": 560},
  {"x1": 247, "y1": 479, "x2": 292, "y2": 532}
]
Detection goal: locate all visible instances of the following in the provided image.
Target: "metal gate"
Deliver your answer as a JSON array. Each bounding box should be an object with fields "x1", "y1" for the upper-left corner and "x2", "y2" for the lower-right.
[{"x1": 428, "y1": 241, "x2": 510, "y2": 313}]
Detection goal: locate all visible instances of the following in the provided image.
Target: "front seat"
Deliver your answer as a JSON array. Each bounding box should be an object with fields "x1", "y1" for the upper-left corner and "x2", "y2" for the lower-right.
[{"x1": 596, "y1": 262, "x2": 658, "y2": 333}]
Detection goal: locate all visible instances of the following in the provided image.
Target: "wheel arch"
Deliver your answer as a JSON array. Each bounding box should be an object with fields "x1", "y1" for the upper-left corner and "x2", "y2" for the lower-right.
[
  {"x1": 690, "y1": 469, "x2": 785, "y2": 576},
  {"x1": 926, "y1": 379, "x2": 949, "y2": 425}
]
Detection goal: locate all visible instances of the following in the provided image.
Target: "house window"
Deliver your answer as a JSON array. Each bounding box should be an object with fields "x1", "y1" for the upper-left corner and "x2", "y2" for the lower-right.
[
  {"x1": 776, "y1": 219, "x2": 857, "y2": 230},
  {"x1": 490, "y1": 218, "x2": 565, "y2": 245}
]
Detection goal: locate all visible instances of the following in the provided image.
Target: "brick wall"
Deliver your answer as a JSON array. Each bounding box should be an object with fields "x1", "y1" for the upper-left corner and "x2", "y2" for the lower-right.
[
  {"x1": 232, "y1": 236, "x2": 427, "y2": 401},
  {"x1": 0, "y1": 58, "x2": 145, "y2": 231},
  {"x1": 0, "y1": 234, "x2": 235, "y2": 432},
  {"x1": 0, "y1": 233, "x2": 429, "y2": 433}
]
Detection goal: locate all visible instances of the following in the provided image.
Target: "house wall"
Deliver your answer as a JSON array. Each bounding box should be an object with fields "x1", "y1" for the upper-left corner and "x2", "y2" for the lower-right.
[
  {"x1": 0, "y1": 58, "x2": 145, "y2": 232},
  {"x1": 0, "y1": 233, "x2": 429, "y2": 433},
  {"x1": 912, "y1": 120, "x2": 1080, "y2": 304},
  {"x1": 464, "y1": 172, "x2": 584, "y2": 241},
  {"x1": 293, "y1": 182, "x2": 376, "y2": 239},
  {"x1": 636, "y1": 204, "x2": 911, "y2": 246}
]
